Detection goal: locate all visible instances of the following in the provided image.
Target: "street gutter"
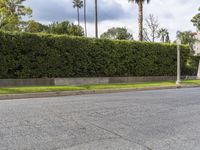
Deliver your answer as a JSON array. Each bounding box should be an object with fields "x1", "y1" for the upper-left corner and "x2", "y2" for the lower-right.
[{"x1": 0, "y1": 84, "x2": 199, "y2": 100}]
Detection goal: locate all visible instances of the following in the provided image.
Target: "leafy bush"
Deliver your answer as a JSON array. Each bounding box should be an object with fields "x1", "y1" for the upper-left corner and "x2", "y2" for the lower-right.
[{"x1": 0, "y1": 31, "x2": 194, "y2": 79}]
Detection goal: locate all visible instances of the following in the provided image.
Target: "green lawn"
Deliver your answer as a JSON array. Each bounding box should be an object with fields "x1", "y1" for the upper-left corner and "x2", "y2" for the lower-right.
[
  {"x1": 0, "y1": 86, "x2": 85, "y2": 95},
  {"x1": 0, "y1": 80, "x2": 199, "y2": 95},
  {"x1": 182, "y1": 80, "x2": 200, "y2": 85},
  {"x1": 82, "y1": 81, "x2": 175, "y2": 90}
]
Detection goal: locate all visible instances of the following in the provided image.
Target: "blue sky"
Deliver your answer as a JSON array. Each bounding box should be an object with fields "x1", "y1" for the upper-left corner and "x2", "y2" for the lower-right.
[{"x1": 25, "y1": 0, "x2": 199, "y2": 40}]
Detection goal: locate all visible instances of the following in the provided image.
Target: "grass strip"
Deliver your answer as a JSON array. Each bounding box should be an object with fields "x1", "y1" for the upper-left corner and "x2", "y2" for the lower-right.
[
  {"x1": 0, "y1": 86, "x2": 85, "y2": 95},
  {"x1": 0, "y1": 80, "x2": 199, "y2": 95}
]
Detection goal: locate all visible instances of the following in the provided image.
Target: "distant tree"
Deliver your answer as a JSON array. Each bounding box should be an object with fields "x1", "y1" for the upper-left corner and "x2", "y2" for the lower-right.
[
  {"x1": 176, "y1": 31, "x2": 195, "y2": 45},
  {"x1": 128, "y1": 0, "x2": 151, "y2": 41},
  {"x1": 143, "y1": 28, "x2": 150, "y2": 42},
  {"x1": 47, "y1": 21, "x2": 84, "y2": 36},
  {"x1": 23, "y1": 20, "x2": 48, "y2": 33},
  {"x1": 73, "y1": 0, "x2": 83, "y2": 26},
  {"x1": 157, "y1": 28, "x2": 168, "y2": 43},
  {"x1": 0, "y1": 0, "x2": 32, "y2": 31},
  {"x1": 100, "y1": 27, "x2": 133, "y2": 40},
  {"x1": 165, "y1": 32, "x2": 170, "y2": 43},
  {"x1": 143, "y1": 14, "x2": 159, "y2": 42},
  {"x1": 191, "y1": 7, "x2": 200, "y2": 30}
]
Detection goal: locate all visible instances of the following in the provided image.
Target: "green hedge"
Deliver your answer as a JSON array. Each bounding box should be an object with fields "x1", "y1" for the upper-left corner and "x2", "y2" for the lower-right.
[{"x1": 0, "y1": 31, "x2": 194, "y2": 78}]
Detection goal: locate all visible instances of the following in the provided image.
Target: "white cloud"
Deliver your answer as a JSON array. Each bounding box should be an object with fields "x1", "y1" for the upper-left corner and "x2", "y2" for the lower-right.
[{"x1": 25, "y1": 0, "x2": 199, "y2": 40}]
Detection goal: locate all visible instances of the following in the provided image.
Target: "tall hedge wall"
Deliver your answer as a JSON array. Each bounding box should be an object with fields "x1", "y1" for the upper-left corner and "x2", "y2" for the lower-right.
[{"x1": 0, "y1": 31, "x2": 192, "y2": 78}]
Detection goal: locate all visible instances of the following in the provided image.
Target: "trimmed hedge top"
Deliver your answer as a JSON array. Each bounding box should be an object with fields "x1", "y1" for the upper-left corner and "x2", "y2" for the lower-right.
[{"x1": 0, "y1": 31, "x2": 191, "y2": 78}]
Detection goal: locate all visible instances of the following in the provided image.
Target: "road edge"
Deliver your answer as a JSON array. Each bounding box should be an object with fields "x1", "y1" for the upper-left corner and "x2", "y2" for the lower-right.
[{"x1": 0, "y1": 85, "x2": 199, "y2": 100}]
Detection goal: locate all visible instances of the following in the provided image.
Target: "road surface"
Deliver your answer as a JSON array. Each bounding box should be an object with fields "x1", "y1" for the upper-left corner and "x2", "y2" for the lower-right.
[{"x1": 0, "y1": 88, "x2": 200, "y2": 150}]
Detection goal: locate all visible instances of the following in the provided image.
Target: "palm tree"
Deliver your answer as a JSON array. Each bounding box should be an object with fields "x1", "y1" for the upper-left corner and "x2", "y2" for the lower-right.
[
  {"x1": 83, "y1": 0, "x2": 87, "y2": 36},
  {"x1": 128, "y1": 0, "x2": 151, "y2": 41},
  {"x1": 1, "y1": 0, "x2": 32, "y2": 16},
  {"x1": 73, "y1": 0, "x2": 83, "y2": 26},
  {"x1": 157, "y1": 28, "x2": 168, "y2": 43},
  {"x1": 165, "y1": 32, "x2": 170, "y2": 43},
  {"x1": 94, "y1": 0, "x2": 98, "y2": 38}
]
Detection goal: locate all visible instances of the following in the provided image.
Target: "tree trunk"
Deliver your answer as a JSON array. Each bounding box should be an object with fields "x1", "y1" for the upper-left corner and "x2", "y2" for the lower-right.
[
  {"x1": 84, "y1": 0, "x2": 87, "y2": 36},
  {"x1": 77, "y1": 7, "x2": 80, "y2": 26},
  {"x1": 162, "y1": 36, "x2": 165, "y2": 43},
  {"x1": 152, "y1": 31, "x2": 155, "y2": 42},
  {"x1": 138, "y1": 0, "x2": 143, "y2": 41},
  {"x1": 95, "y1": 0, "x2": 98, "y2": 38}
]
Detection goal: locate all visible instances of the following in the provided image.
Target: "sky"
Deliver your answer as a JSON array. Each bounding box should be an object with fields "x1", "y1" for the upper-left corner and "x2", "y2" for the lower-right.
[{"x1": 24, "y1": 0, "x2": 199, "y2": 41}]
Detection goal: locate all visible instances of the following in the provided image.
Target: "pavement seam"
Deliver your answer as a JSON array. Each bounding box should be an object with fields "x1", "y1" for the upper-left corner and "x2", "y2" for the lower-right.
[
  {"x1": 67, "y1": 137, "x2": 122, "y2": 149},
  {"x1": 45, "y1": 106, "x2": 152, "y2": 150},
  {"x1": 86, "y1": 121, "x2": 153, "y2": 150}
]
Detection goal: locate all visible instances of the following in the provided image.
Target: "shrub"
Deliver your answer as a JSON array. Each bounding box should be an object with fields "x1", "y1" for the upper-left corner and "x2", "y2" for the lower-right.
[{"x1": 0, "y1": 31, "x2": 194, "y2": 78}]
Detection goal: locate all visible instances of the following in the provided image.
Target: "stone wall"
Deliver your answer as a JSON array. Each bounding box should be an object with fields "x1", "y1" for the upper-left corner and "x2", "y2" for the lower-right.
[
  {"x1": 0, "y1": 79, "x2": 54, "y2": 87},
  {"x1": 0, "y1": 76, "x2": 196, "y2": 87}
]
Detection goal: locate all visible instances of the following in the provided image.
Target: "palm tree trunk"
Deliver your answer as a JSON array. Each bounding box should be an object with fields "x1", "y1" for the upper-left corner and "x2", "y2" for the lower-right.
[
  {"x1": 77, "y1": 7, "x2": 80, "y2": 26},
  {"x1": 95, "y1": 0, "x2": 98, "y2": 38},
  {"x1": 162, "y1": 35, "x2": 165, "y2": 43},
  {"x1": 84, "y1": 0, "x2": 87, "y2": 36},
  {"x1": 138, "y1": 0, "x2": 143, "y2": 41}
]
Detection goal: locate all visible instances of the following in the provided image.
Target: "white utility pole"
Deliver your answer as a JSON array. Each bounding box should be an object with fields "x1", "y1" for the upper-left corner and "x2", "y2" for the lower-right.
[
  {"x1": 176, "y1": 39, "x2": 181, "y2": 85},
  {"x1": 197, "y1": 60, "x2": 200, "y2": 79}
]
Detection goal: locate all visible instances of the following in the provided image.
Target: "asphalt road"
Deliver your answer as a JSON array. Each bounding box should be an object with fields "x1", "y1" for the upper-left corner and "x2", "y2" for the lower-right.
[{"x1": 0, "y1": 88, "x2": 200, "y2": 150}]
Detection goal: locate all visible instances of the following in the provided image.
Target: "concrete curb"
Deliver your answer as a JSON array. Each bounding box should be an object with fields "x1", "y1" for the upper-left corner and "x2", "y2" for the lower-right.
[{"x1": 0, "y1": 85, "x2": 199, "y2": 100}]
